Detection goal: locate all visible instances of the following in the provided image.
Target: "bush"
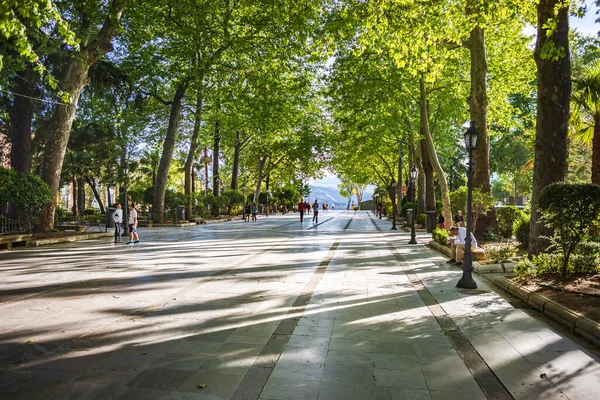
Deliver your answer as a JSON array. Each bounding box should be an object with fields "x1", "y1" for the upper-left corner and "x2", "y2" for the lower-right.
[
  {"x1": 435, "y1": 200, "x2": 443, "y2": 214},
  {"x1": 514, "y1": 214, "x2": 530, "y2": 248},
  {"x1": 0, "y1": 167, "x2": 52, "y2": 232},
  {"x1": 55, "y1": 208, "x2": 68, "y2": 220},
  {"x1": 449, "y1": 186, "x2": 495, "y2": 233},
  {"x1": 538, "y1": 183, "x2": 600, "y2": 277},
  {"x1": 571, "y1": 241, "x2": 600, "y2": 273},
  {"x1": 485, "y1": 245, "x2": 516, "y2": 264},
  {"x1": 497, "y1": 206, "x2": 526, "y2": 238},
  {"x1": 514, "y1": 253, "x2": 563, "y2": 277},
  {"x1": 432, "y1": 228, "x2": 449, "y2": 245},
  {"x1": 416, "y1": 213, "x2": 427, "y2": 226},
  {"x1": 83, "y1": 208, "x2": 96, "y2": 216},
  {"x1": 401, "y1": 201, "x2": 415, "y2": 217}
]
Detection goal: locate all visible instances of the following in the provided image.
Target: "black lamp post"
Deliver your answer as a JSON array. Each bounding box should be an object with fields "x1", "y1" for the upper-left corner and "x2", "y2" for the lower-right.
[
  {"x1": 266, "y1": 190, "x2": 270, "y2": 217},
  {"x1": 456, "y1": 121, "x2": 478, "y2": 289},
  {"x1": 391, "y1": 181, "x2": 397, "y2": 230},
  {"x1": 408, "y1": 166, "x2": 418, "y2": 244},
  {"x1": 242, "y1": 185, "x2": 247, "y2": 221},
  {"x1": 122, "y1": 166, "x2": 129, "y2": 236}
]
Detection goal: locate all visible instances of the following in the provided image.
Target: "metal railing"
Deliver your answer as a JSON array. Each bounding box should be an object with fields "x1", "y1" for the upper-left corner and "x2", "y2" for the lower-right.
[{"x1": 0, "y1": 215, "x2": 21, "y2": 234}]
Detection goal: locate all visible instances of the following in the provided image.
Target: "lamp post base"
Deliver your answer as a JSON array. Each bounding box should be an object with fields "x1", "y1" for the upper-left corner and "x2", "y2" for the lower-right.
[
  {"x1": 408, "y1": 239, "x2": 417, "y2": 244},
  {"x1": 391, "y1": 226, "x2": 397, "y2": 230},
  {"x1": 456, "y1": 272, "x2": 477, "y2": 289}
]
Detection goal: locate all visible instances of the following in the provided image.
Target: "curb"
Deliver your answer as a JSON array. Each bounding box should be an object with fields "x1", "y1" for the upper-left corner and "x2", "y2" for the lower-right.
[
  {"x1": 490, "y1": 275, "x2": 600, "y2": 346},
  {"x1": 26, "y1": 232, "x2": 112, "y2": 247}
]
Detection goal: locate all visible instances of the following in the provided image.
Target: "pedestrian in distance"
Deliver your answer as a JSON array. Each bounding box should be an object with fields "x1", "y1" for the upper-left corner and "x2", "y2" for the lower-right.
[
  {"x1": 251, "y1": 202, "x2": 258, "y2": 222},
  {"x1": 454, "y1": 210, "x2": 464, "y2": 227},
  {"x1": 126, "y1": 203, "x2": 140, "y2": 244},
  {"x1": 245, "y1": 203, "x2": 251, "y2": 222},
  {"x1": 312, "y1": 199, "x2": 319, "y2": 223},
  {"x1": 298, "y1": 198, "x2": 306, "y2": 222},
  {"x1": 113, "y1": 203, "x2": 123, "y2": 243},
  {"x1": 306, "y1": 202, "x2": 311, "y2": 214}
]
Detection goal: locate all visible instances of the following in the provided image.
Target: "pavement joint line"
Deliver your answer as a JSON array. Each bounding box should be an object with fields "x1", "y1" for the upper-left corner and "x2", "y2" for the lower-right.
[
  {"x1": 233, "y1": 214, "x2": 354, "y2": 400},
  {"x1": 306, "y1": 216, "x2": 335, "y2": 230},
  {"x1": 387, "y1": 241, "x2": 514, "y2": 400},
  {"x1": 369, "y1": 216, "x2": 383, "y2": 231}
]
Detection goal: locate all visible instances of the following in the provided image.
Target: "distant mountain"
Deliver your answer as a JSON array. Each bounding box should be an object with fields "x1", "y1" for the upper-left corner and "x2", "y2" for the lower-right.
[{"x1": 307, "y1": 184, "x2": 372, "y2": 208}]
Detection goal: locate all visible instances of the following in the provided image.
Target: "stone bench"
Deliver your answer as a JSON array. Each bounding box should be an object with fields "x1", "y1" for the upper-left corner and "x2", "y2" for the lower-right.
[
  {"x1": 57, "y1": 224, "x2": 86, "y2": 232},
  {"x1": 0, "y1": 234, "x2": 33, "y2": 250},
  {"x1": 428, "y1": 240, "x2": 486, "y2": 261}
]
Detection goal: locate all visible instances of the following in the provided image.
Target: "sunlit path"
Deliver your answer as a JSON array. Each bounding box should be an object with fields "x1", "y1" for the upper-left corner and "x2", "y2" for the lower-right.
[{"x1": 0, "y1": 212, "x2": 598, "y2": 399}]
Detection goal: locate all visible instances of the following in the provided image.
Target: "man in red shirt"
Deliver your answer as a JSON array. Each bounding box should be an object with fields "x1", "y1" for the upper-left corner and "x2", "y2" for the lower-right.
[{"x1": 298, "y1": 198, "x2": 307, "y2": 222}]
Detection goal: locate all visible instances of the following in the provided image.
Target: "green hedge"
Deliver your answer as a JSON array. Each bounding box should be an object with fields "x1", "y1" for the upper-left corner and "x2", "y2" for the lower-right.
[
  {"x1": 513, "y1": 214, "x2": 530, "y2": 248},
  {"x1": 431, "y1": 228, "x2": 449, "y2": 245},
  {"x1": 497, "y1": 206, "x2": 526, "y2": 238},
  {"x1": 416, "y1": 213, "x2": 427, "y2": 226}
]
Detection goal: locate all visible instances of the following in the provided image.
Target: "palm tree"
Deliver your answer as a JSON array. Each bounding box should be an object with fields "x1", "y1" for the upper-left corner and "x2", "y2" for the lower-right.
[{"x1": 571, "y1": 60, "x2": 600, "y2": 184}]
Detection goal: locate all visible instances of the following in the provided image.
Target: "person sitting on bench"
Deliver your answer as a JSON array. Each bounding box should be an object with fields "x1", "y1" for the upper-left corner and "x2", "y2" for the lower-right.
[{"x1": 446, "y1": 226, "x2": 477, "y2": 266}]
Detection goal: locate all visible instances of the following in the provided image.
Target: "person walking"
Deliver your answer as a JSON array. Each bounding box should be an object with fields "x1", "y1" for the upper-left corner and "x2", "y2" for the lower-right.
[
  {"x1": 126, "y1": 203, "x2": 140, "y2": 244},
  {"x1": 245, "y1": 203, "x2": 251, "y2": 222},
  {"x1": 306, "y1": 202, "x2": 311, "y2": 214},
  {"x1": 113, "y1": 203, "x2": 123, "y2": 243},
  {"x1": 298, "y1": 198, "x2": 306, "y2": 222},
  {"x1": 312, "y1": 200, "x2": 319, "y2": 223},
  {"x1": 251, "y1": 202, "x2": 258, "y2": 222}
]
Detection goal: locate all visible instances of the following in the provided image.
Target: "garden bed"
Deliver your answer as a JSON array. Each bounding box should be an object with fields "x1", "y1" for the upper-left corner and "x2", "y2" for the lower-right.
[{"x1": 512, "y1": 274, "x2": 600, "y2": 324}]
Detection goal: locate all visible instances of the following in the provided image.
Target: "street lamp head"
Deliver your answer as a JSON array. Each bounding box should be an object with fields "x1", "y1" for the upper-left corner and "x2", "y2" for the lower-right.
[
  {"x1": 464, "y1": 120, "x2": 478, "y2": 151},
  {"x1": 410, "y1": 166, "x2": 418, "y2": 181}
]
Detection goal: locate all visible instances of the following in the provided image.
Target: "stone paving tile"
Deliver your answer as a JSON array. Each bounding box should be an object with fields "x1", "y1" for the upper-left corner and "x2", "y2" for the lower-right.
[{"x1": 259, "y1": 376, "x2": 321, "y2": 400}]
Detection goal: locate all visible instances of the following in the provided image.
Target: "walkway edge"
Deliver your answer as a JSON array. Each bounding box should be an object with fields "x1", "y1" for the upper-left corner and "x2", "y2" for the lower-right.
[{"x1": 490, "y1": 275, "x2": 600, "y2": 346}]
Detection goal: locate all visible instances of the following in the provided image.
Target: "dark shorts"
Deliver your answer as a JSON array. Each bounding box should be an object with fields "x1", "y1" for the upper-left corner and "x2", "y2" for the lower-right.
[{"x1": 129, "y1": 224, "x2": 136, "y2": 233}]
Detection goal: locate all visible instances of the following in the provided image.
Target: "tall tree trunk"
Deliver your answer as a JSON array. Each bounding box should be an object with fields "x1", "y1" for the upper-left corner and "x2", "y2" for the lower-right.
[
  {"x1": 416, "y1": 140, "x2": 426, "y2": 214},
  {"x1": 107, "y1": 185, "x2": 112, "y2": 208},
  {"x1": 254, "y1": 156, "x2": 268, "y2": 204},
  {"x1": 38, "y1": 1, "x2": 124, "y2": 231},
  {"x1": 212, "y1": 121, "x2": 221, "y2": 216},
  {"x1": 153, "y1": 80, "x2": 189, "y2": 223},
  {"x1": 86, "y1": 176, "x2": 105, "y2": 214},
  {"x1": 231, "y1": 130, "x2": 241, "y2": 190},
  {"x1": 77, "y1": 176, "x2": 86, "y2": 214},
  {"x1": 203, "y1": 147, "x2": 209, "y2": 196},
  {"x1": 184, "y1": 88, "x2": 203, "y2": 219},
  {"x1": 529, "y1": 0, "x2": 571, "y2": 256},
  {"x1": 72, "y1": 175, "x2": 78, "y2": 217},
  {"x1": 397, "y1": 143, "x2": 403, "y2": 216},
  {"x1": 420, "y1": 75, "x2": 453, "y2": 230},
  {"x1": 421, "y1": 139, "x2": 435, "y2": 211},
  {"x1": 10, "y1": 71, "x2": 35, "y2": 174},
  {"x1": 592, "y1": 119, "x2": 600, "y2": 184},
  {"x1": 466, "y1": 25, "x2": 490, "y2": 194}
]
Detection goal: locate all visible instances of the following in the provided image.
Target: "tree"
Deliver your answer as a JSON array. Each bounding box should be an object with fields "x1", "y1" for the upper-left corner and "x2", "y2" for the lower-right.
[{"x1": 529, "y1": 0, "x2": 572, "y2": 256}]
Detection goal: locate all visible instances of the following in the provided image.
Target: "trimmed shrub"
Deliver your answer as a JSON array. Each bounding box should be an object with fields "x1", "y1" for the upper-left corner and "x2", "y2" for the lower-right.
[
  {"x1": 513, "y1": 214, "x2": 530, "y2": 248},
  {"x1": 401, "y1": 201, "x2": 415, "y2": 217},
  {"x1": 485, "y1": 245, "x2": 516, "y2": 264},
  {"x1": 432, "y1": 228, "x2": 449, "y2": 246},
  {"x1": 571, "y1": 241, "x2": 600, "y2": 273},
  {"x1": 538, "y1": 183, "x2": 600, "y2": 277},
  {"x1": 416, "y1": 213, "x2": 427, "y2": 226},
  {"x1": 514, "y1": 253, "x2": 563, "y2": 277},
  {"x1": 496, "y1": 206, "x2": 526, "y2": 238}
]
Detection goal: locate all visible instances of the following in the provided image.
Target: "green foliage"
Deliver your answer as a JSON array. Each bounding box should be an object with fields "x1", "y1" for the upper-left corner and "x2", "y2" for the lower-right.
[
  {"x1": 435, "y1": 200, "x2": 443, "y2": 214},
  {"x1": 513, "y1": 214, "x2": 530, "y2": 248},
  {"x1": 401, "y1": 202, "x2": 415, "y2": 217},
  {"x1": 431, "y1": 228, "x2": 449, "y2": 246},
  {"x1": 571, "y1": 241, "x2": 600, "y2": 273},
  {"x1": 416, "y1": 213, "x2": 427, "y2": 226},
  {"x1": 221, "y1": 189, "x2": 244, "y2": 208},
  {"x1": 485, "y1": 245, "x2": 516, "y2": 264},
  {"x1": 449, "y1": 186, "x2": 494, "y2": 232},
  {"x1": 497, "y1": 206, "x2": 526, "y2": 238},
  {"x1": 538, "y1": 183, "x2": 600, "y2": 276},
  {"x1": 83, "y1": 208, "x2": 96, "y2": 216},
  {"x1": 0, "y1": 167, "x2": 52, "y2": 232}
]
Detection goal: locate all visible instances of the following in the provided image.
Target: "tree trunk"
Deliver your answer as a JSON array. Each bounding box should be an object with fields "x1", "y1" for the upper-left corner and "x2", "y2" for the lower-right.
[
  {"x1": 38, "y1": 1, "x2": 124, "y2": 231},
  {"x1": 592, "y1": 118, "x2": 600, "y2": 184},
  {"x1": 77, "y1": 176, "x2": 86, "y2": 214},
  {"x1": 231, "y1": 131, "x2": 241, "y2": 190},
  {"x1": 421, "y1": 139, "x2": 435, "y2": 211},
  {"x1": 212, "y1": 121, "x2": 221, "y2": 216},
  {"x1": 107, "y1": 185, "x2": 112, "y2": 207},
  {"x1": 153, "y1": 81, "x2": 189, "y2": 223},
  {"x1": 529, "y1": 0, "x2": 571, "y2": 256},
  {"x1": 185, "y1": 88, "x2": 203, "y2": 219},
  {"x1": 254, "y1": 156, "x2": 268, "y2": 204},
  {"x1": 10, "y1": 71, "x2": 35, "y2": 174},
  {"x1": 420, "y1": 75, "x2": 453, "y2": 230},
  {"x1": 466, "y1": 24, "x2": 491, "y2": 194},
  {"x1": 86, "y1": 176, "x2": 105, "y2": 214},
  {"x1": 203, "y1": 147, "x2": 209, "y2": 196},
  {"x1": 397, "y1": 144, "x2": 403, "y2": 216},
  {"x1": 72, "y1": 175, "x2": 78, "y2": 216}
]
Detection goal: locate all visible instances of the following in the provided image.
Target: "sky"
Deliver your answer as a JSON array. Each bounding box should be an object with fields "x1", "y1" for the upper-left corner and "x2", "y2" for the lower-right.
[{"x1": 312, "y1": 3, "x2": 599, "y2": 193}]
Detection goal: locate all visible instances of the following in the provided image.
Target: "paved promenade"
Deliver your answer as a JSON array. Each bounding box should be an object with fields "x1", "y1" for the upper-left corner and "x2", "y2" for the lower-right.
[{"x1": 0, "y1": 211, "x2": 598, "y2": 399}]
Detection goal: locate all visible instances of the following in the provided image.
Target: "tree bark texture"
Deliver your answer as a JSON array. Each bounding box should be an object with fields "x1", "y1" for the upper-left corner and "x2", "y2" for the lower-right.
[
  {"x1": 184, "y1": 89, "x2": 203, "y2": 219},
  {"x1": 72, "y1": 175, "x2": 78, "y2": 216},
  {"x1": 421, "y1": 139, "x2": 435, "y2": 211},
  {"x1": 77, "y1": 176, "x2": 86, "y2": 214},
  {"x1": 212, "y1": 121, "x2": 221, "y2": 217},
  {"x1": 38, "y1": 1, "x2": 125, "y2": 231},
  {"x1": 231, "y1": 131, "x2": 241, "y2": 190},
  {"x1": 86, "y1": 176, "x2": 105, "y2": 214},
  {"x1": 397, "y1": 144, "x2": 403, "y2": 218},
  {"x1": 254, "y1": 156, "x2": 268, "y2": 204},
  {"x1": 466, "y1": 25, "x2": 491, "y2": 194},
  {"x1": 420, "y1": 76, "x2": 453, "y2": 230},
  {"x1": 592, "y1": 119, "x2": 600, "y2": 184},
  {"x1": 153, "y1": 81, "x2": 189, "y2": 223},
  {"x1": 203, "y1": 147, "x2": 209, "y2": 197},
  {"x1": 529, "y1": 0, "x2": 571, "y2": 256},
  {"x1": 10, "y1": 72, "x2": 35, "y2": 174}
]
